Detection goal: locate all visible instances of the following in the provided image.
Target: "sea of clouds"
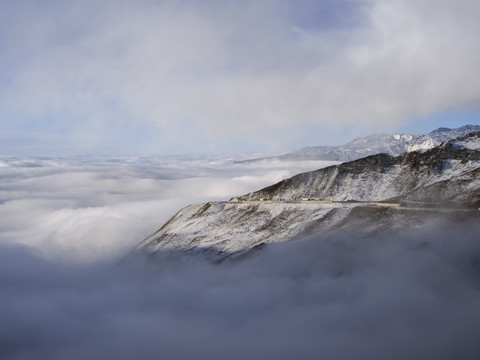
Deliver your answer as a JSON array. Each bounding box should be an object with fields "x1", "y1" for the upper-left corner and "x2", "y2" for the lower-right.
[
  {"x1": 0, "y1": 155, "x2": 335, "y2": 262},
  {"x1": 1, "y1": 155, "x2": 480, "y2": 359}
]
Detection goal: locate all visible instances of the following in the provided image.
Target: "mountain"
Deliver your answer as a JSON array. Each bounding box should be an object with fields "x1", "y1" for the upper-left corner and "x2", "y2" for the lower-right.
[
  {"x1": 240, "y1": 125, "x2": 480, "y2": 163},
  {"x1": 136, "y1": 131, "x2": 480, "y2": 262},
  {"x1": 237, "y1": 131, "x2": 480, "y2": 204}
]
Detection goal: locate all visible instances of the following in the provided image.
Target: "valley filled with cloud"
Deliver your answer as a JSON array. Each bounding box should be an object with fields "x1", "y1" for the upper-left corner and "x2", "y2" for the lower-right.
[
  {"x1": 0, "y1": 155, "x2": 335, "y2": 262},
  {"x1": 1, "y1": 156, "x2": 480, "y2": 360},
  {"x1": 1, "y1": 0, "x2": 480, "y2": 358}
]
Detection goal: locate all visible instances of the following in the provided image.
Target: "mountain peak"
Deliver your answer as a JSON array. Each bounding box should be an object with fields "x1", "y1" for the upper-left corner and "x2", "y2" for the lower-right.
[
  {"x1": 280, "y1": 125, "x2": 480, "y2": 162},
  {"x1": 429, "y1": 127, "x2": 452, "y2": 134}
]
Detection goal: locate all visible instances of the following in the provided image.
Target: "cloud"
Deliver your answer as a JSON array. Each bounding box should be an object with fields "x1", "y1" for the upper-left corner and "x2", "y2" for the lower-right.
[
  {"x1": 1, "y1": 0, "x2": 479, "y2": 153},
  {"x1": 0, "y1": 155, "x2": 334, "y2": 262},
  {"x1": 1, "y1": 154, "x2": 479, "y2": 359},
  {"x1": 1, "y1": 219, "x2": 480, "y2": 360}
]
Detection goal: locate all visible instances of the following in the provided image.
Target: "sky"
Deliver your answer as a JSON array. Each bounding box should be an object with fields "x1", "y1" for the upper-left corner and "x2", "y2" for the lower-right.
[{"x1": 1, "y1": 0, "x2": 480, "y2": 155}]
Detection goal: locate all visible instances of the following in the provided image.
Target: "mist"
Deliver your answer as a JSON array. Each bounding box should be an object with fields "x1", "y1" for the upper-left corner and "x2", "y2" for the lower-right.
[
  {"x1": 1, "y1": 155, "x2": 480, "y2": 359},
  {"x1": 0, "y1": 155, "x2": 337, "y2": 261},
  {"x1": 1, "y1": 220, "x2": 480, "y2": 360}
]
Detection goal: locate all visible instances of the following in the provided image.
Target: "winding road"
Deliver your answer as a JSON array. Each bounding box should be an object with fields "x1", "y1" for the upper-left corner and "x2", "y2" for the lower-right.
[{"x1": 226, "y1": 199, "x2": 479, "y2": 212}]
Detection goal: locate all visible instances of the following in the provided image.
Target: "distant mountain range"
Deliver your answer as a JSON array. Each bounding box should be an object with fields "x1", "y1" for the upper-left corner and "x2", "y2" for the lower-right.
[
  {"x1": 239, "y1": 124, "x2": 480, "y2": 162},
  {"x1": 136, "y1": 130, "x2": 480, "y2": 262}
]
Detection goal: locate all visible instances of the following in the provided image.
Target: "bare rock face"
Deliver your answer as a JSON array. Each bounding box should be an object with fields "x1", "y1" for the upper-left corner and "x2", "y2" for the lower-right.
[{"x1": 136, "y1": 132, "x2": 480, "y2": 261}]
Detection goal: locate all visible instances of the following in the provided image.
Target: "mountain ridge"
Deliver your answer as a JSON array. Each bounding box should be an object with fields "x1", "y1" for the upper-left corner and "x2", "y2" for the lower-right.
[
  {"x1": 239, "y1": 124, "x2": 480, "y2": 163},
  {"x1": 237, "y1": 131, "x2": 480, "y2": 205},
  {"x1": 136, "y1": 130, "x2": 480, "y2": 262}
]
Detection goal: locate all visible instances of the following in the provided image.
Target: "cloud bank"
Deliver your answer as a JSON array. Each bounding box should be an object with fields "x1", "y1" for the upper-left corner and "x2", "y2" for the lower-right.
[
  {"x1": 1, "y1": 154, "x2": 479, "y2": 359},
  {"x1": 0, "y1": 155, "x2": 335, "y2": 262},
  {"x1": 1, "y1": 220, "x2": 480, "y2": 360},
  {"x1": 1, "y1": 0, "x2": 479, "y2": 153}
]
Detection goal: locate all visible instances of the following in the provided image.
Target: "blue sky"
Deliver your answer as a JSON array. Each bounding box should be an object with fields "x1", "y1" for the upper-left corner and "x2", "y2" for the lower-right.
[{"x1": 1, "y1": 0, "x2": 479, "y2": 155}]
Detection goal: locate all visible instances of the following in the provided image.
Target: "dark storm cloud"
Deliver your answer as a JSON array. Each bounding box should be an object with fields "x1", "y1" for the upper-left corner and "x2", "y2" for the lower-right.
[{"x1": 1, "y1": 220, "x2": 480, "y2": 360}]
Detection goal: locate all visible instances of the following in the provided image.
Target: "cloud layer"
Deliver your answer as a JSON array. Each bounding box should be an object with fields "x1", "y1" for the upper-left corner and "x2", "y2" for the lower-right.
[
  {"x1": 1, "y1": 0, "x2": 479, "y2": 153},
  {"x1": 0, "y1": 155, "x2": 336, "y2": 262},
  {"x1": 1, "y1": 155, "x2": 480, "y2": 359},
  {"x1": 1, "y1": 220, "x2": 480, "y2": 360}
]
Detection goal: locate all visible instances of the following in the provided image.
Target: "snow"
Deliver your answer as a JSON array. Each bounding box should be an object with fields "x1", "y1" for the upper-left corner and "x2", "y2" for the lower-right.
[
  {"x1": 138, "y1": 130, "x2": 480, "y2": 261},
  {"x1": 263, "y1": 125, "x2": 480, "y2": 162},
  {"x1": 456, "y1": 139, "x2": 480, "y2": 150},
  {"x1": 406, "y1": 137, "x2": 436, "y2": 152},
  {"x1": 138, "y1": 202, "x2": 351, "y2": 257}
]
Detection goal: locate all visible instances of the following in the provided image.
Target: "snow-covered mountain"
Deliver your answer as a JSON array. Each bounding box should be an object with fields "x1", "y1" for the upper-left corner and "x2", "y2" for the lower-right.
[
  {"x1": 136, "y1": 131, "x2": 480, "y2": 261},
  {"x1": 241, "y1": 125, "x2": 480, "y2": 162},
  {"x1": 238, "y1": 131, "x2": 480, "y2": 204}
]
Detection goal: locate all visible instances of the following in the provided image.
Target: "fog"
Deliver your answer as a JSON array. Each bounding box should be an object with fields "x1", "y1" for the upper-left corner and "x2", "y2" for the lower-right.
[
  {"x1": 0, "y1": 155, "x2": 336, "y2": 261},
  {"x1": 2, "y1": 221, "x2": 480, "y2": 360},
  {"x1": 1, "y1": 155, "x2": 480, "y2": 359}
]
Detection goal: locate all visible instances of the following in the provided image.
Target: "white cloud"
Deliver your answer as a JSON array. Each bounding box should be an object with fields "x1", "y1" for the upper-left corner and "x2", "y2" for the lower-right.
[
  {"x1": 0, "y1": 148, "x2": 479, "y2": 358},
  {"x1": 0, "y1": 155, "x2": 335, "y2": 262},
  {"x1": 0, "y1": 0, "x2": 479, "y2": 153}
]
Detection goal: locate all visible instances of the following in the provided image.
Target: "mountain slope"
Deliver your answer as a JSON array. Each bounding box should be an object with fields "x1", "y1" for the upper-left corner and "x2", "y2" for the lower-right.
[
  {"x1": 238, "y1": 131, "x2": 480, "y2": 206},
  {"x1": 136, "y1": 132, "x2": 480, "y2": 261}
]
